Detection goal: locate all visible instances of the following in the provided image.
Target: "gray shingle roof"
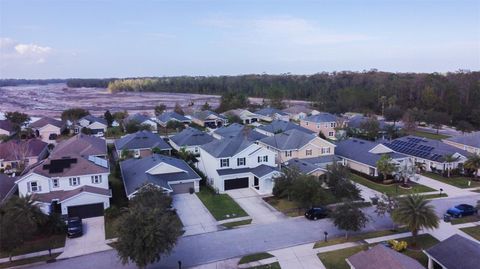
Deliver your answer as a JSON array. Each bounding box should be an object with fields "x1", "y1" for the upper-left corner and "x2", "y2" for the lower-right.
[
  {"x1": 0, "y1": 139, "x2": 48, "y2": 161},
  {"x1": 0, "y1": 120, "x2": 14, "y2": 132},
  {"x1": 214, "y1": 123, "x2": 267, "y2": 141},
  {"x1": 82, "y1": 115, "x2": 108, "y2": 126},
  {"x1": 347, "y1": 244, "x2": 425, "y2": 269},
  {"x1": 170, "y1": 127, "x2": 214, "y2": 147},
  {"x1": 256, "y1": 120, "x2": 314, "y2": 135},
  {"x1": 157, "y1": 111, "x2": 191, "y2": 124},
  {"x1": 33, "y1": 185, "x2": 111, "y2": 203},
  {"x1": 304, "y1": 112, "x2": 337, "y2": 123},
  {"x1": 445, "y1": 132, "x2": 480, "y2": 148},
  {"x1": 282, "y1": 105, "x2": 312, "y2": 114},
  {"x1": 201, "y1": 135, "x2": 253, "y2": 158},
  {"x1": 425, "y1": 234, "x2": 480, "y2": 269},
  {"x1": 255, "y1": 108, "x2": 288, "y2": 117},
  {"x1": 347, "y1": 115, "x2": 389, "y2": 130},
  {"x1": 0, "y1": 174, "x2": 17, "y2": 203},
  {"x1": 259, "y1": 129, "x2": 316, "y2": 150},
  {"x1": 216, "y1": 164, "x2": 279, "y2": 178},
  {"x1": 51, "y1": 134, "x2": 107, "y2": 158},
  {"x1": 335, "y1": 138, "x2": 407, "y2": 167},
  {"x1": 29, "y1": 117, "x2": 64, "y2": 129},
  {"x1": 120, "y1": 154, "x2": 201, "y2": 196},
  {"x1": 284, "y1": 158, "x2": 325, "y2": 175},
  {"x1": 127, "y1": 113, "x2": 152, "y2": 124},
  {"x1": 191, "y1": 110, "x2": 227, "y2": 121},
  {"x1": 114, "y1": 130, "x2": 171, "y2": 151},
  {"x1": 383, "y1": 135, "x2": 470, "y2": 162}
]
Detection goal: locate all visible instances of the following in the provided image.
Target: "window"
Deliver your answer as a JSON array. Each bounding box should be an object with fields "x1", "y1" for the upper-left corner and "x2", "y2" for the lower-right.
[
  {"x1": 328, "y1": 131, "x2": 334, "y2": 137},
  {"x1": 285, "y1": 151, "x2": 292, "y2": 157},
  {"x1": 220, "y1": 158, "x2": 229, "y2": 167},
  {"x1": 28, "y1": 181, "x2": 41, "y2": 192},
  {"x1": 237, "y1": 157, "x2": 246, "y2": 166},
  {"x1": 69, "y1": 177, "x2": 80, "y2": 186},
  {"x1": 306, "y1": 122, "x2": 309, "y2": 126},
  {"x1": 306, "y1": 149, "x2": 312, "y2": 156},
  {"x1": 330, "y1": 122, "x2": 335, "y2": 128},
  {"x1": 258, "y1": 155, "x2": 268, "y2": 163},
  {"x1": 316, "y1": 124, "x2": 320, "y2": 129},
  {"x1": 194, "y1": 147, "x2": 199, "y2": 153},
  {"x1": 91, "y1": 175, "x2": 102, "y2": 184},
  {"x1": 52, "y1": 178, "x2": 59, "y2": 188},
  {"x1": 321, "y1": 147, "x2": 331, "y2": 154}
]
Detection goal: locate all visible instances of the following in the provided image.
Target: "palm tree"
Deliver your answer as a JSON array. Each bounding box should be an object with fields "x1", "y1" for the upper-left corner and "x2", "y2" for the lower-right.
[
  {"x1": 392, "y1": 194, "x2": 439, "y2": 246},
  {"x1": 464, "y1": 154, "x2": 480, "y2": 179},
  {"x1": 9, "y1": 195, "x2": 47, "y2": 228},
  {"x1": 414, "y1": 162, "x2": 426, "y2": 173},
  {"x1": 376, "y1": 154, "x2": 397, "y2": 182},
  {"x1": 443, "y1": 154, "x2": 459, "y2": 178}
]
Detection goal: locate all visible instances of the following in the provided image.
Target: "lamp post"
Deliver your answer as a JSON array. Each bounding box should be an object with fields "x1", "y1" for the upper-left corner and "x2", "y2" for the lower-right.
[
  {"x1": 324, "y1": 231, "x2": 328, "y2": 242},
  {"x1": 178, "y1": 260, "x2": 182, "y2": 269},
  {"x1": 439, "y1": 188, "x2": 443, "y2": 196}
]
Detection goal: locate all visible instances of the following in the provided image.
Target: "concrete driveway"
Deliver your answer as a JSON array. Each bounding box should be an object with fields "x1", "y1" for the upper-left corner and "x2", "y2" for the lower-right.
[
  {"x1": 173, "y1": 193, "x2": 218, "y2": 236},
  {"x1": 57, "y1": 216, "x2": 111, "y2": 259},
  {"x1": 227, "y1": 188, "x2": 286, "y2": 224}
]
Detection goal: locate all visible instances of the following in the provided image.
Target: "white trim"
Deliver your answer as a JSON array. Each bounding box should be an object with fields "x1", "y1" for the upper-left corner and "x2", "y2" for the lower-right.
[{"x1": 61, "y1": 189, "x2": 111, "y2": 204}]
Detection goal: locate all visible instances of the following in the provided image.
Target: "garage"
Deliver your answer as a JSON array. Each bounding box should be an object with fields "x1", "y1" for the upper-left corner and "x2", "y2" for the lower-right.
[
  {"x1": 67, "y1": 203, "x2": 104, "y2": 219},
  {"x1": 224, "y1": 177, "x2": 249, "y2": 191},
  {"x1": 171, "y1": 182, "x2": 194, "y2": 194}
]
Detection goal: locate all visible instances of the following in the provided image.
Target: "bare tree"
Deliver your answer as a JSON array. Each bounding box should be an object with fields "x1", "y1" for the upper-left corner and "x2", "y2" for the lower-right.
[{"x1": 9, "y1": 140, "x2": 32, "y2": 172}]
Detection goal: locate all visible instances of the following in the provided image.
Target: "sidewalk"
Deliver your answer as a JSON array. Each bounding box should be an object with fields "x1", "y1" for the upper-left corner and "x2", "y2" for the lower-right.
[
  {"x1": 0, "y1": 248, "x2": 64, "y2": 264},
  {"x1": 416, "y1": 174, "x2": 474, "y2": 197}
]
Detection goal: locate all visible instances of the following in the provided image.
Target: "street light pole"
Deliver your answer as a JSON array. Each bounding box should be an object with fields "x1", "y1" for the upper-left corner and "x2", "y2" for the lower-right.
[{"x1": 324, "y1": 231, "x2": 328, "y2": 242}]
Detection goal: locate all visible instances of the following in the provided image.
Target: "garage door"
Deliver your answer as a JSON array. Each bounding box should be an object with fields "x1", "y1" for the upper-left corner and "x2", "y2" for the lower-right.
[
  {"x1": 171, "y1": 182, "x2": 194, "y2": 194},
  {"x1": 67, "y1": 203, "x2": 104, "y2": 219},
  {"x1": 224, "y1": 177, "x2": 249, "y2": 191}
]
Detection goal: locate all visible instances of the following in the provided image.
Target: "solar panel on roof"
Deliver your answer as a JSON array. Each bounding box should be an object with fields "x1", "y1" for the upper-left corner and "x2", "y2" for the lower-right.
[{"x1": 43, "y1": 158, "x2": 77, "y2": 174}]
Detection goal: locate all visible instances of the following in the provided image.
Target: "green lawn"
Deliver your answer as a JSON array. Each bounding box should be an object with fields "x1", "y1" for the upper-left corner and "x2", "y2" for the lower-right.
[
  {"x1": 400, "y1": 234, "x2": 439, "y2": 266},
  {"x1": 451, "y1": 215, "x2": 480, "y2": 225},
  {"x1": 412, "y1": 130, "x2": 450, "y2": 140},
  {"x1": 423, "y1": 172, "x2": 480, "y2": 189},
  {"x1": 0, "y1": 254, "x2": 60, "y2": 269},
  {"x1": 314, "y1": 228, "x2": 409, "y2": 248},
  {"x1": 460, "y1": 226, "x2": 480, "y2": 241},
  {"x1": 0, "y1": 234, "x2": 65, "y2": 258},
  {"x1": 318, "y1": 245, "x2": 368, "y2": 269},
  {"x1": 264, "y1": 197, "x2": 304, "y2": 217},
  {"x1": 222, "y1": 219, "x2": 253, "y2": 229},
  {"x1": 350, "y1": 174, "x2": 435, "y2": 196},
  {"x1": 249, "y1": 262, "x2": 281, "y2": 269},
  {"x1": 196, "y1": 188, "x2": 248, "y2": 221},
  {"x1": 421, "y1": 193, "x2": 448, "y2": 199},
  {"x1": 239, "y1": 252, "x2": 274, "y2": 264}
]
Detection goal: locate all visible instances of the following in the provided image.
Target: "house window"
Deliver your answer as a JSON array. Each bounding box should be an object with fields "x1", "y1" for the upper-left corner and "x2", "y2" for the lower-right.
[
  {"x1": 134, "y1": 149, "x2": 140, "y2": 157},
  {"x1": 285, "y1": 151, "x2": 292, "y2": 157},
  {"x1": 237, "y1": 157, "x2": 246, "y2": 166},
  {"x1": 306, "y1": 149, "x2": 312, "y2": 156},
  {"x1": 328, "y1": 131, "x2": 334, "y2": 137},
  {"x1": 91, "y1": 175, "x2": 102, "y2": 184},
  {"x1": 316, "y1": 124, "x2": 320, "y2": 129},
  {"x1": 263, "y1": 156, "x2": 268, "y2": 162},
  {"x1": 324, "y1": 123, "x2": 329, "y2": 128},
  {"x1": 52, "y1": 178, "x2": 59, "y2": 188},
  {"x1": 331, "y1": 122, "x2": 335, "y2": 128},
  {"x1": 28, "y1": 181, "x2": 41, "y2": 192},
  {"x1": 220, "y1": 158, "x2": 229, "y2": 167},
  {"x1": 306, "y1": 122, "x2": 309, "y2": 126},
  {"x1": 194, "y1": 147, "x2": 199, "y2": 153},
  {"x1": 69, "y1": 177, "x2": 80, "y2": 186},
  {"x1": 321, "y1": 147, "x2": 331, "y2": 154}
]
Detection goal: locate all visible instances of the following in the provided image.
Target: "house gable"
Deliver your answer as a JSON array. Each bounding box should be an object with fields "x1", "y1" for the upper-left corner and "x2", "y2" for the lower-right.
[
  {"x1": 146, "y1": 162, "x2": 186, "y2": 175},
  {"x1": 369, "y1": 144, "x2": 394, "y2": 154}
]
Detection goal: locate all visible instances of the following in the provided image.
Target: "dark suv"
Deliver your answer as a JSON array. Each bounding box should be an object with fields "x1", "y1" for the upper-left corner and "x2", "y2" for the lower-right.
[
  {"x1": 305, "y1": 207, "x2": 329, "y2": 220},
  {"x1": 67, "y1": 217, "x2": 83, "y2": 238},
  {"x1": 446, "y1": 204, "x2": 478, "y2": 218}
]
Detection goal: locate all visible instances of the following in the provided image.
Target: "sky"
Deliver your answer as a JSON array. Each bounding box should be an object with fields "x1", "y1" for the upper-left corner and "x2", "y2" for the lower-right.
[{"x1": 0, "y1": 0, "x2": 479, "y2": 78}]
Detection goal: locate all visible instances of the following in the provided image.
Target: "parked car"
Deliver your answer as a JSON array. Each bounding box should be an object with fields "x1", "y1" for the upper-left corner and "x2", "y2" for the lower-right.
[
  {"x1": 446, "y1": 204, "x2": 478, "y2": 218},
  {"x1": 67, "y1": 217, "x2": 83, "y2": 238},
  {"x1": 305, "y1": 207, "x2": 329, "y2": 220}
]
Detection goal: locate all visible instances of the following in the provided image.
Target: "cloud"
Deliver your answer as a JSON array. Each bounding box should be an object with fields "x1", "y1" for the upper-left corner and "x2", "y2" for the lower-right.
[{"x1": 0, "y1": 37, "x2": 52, "y2": 64}]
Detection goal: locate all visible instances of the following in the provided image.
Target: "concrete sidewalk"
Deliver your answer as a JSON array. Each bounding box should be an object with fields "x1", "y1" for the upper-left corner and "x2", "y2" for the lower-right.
[
  {"x1": 416, "y1": 174, "x2": 475, "y2": 197},
  {"x1": 0, "y1": 247, "x2": 64, "y2": 264}
]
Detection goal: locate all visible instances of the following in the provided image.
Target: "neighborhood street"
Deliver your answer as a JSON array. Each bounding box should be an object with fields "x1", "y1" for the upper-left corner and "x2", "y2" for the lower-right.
[{"x1": 24, "y1": 194, "x2": 480, "y2": 269}]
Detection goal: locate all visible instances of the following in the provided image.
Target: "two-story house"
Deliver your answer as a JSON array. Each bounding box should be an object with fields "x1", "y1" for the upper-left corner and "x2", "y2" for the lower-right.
[
  {"x1": 198, "y1": 135, "x2": 280, "y2": 194},
  {"x1": 77, "y1": 115, "x2": 108, "y2": 136},
  {"x1": 257, "y1": 129, "x2": 336, "y2": 164},
  {"x1": 300, "y1": 112, "x2": 338, "y2": 139},
  {"x1": 169, "y1": 127, "x2": 214, "y2": 155},
  {"x1": 255, "y1": 119, "x2": 315, "y2": 137},
  {"x1": 114, "y1": 130, "x2": 171, "y2": 158}
]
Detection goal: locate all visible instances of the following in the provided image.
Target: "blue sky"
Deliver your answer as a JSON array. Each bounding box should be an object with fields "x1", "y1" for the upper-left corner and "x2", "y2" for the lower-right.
[{"x1": 0, "y1": 0, "x2": 479, "y2": 78}]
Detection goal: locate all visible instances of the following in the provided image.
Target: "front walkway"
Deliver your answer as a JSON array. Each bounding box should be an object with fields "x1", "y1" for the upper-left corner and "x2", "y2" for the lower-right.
[
  {"x1": 352, "y1": 181, "x2": 383, "y2": 202},
  {"x1": 416, "y1": 174, "x2": 475, "y2": 197},
  {"x1": 226, "y1": 188, "x2": 286, "y2": 224},
  {"x1": 173, "y1": 193, "x2": 219, "y2": 236},
  {"x1": 57, "y1": 217, "x2": 111, "y2": 259}
]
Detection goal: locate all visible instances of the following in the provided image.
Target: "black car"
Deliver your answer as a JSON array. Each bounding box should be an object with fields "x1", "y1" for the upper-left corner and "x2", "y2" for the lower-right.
[
  {"x1": 446, "y1": 204, "x2": 478, "y2": 218},
  {"x1": 305, "y1": 207, "x2": 329, "y2": 220},
  {"x1": 67, "y1": 217, "x2": 83, "y2": 238}
]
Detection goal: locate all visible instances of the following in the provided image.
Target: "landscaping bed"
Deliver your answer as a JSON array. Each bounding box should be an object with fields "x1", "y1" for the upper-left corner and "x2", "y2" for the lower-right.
[
  {"x1": 350, "y1": 174, "x2": 435, "y2": 195},
  {"x1": 196, "y1": 188, "x2": 248, "y2": 221},
  {"x1": 422, "y1": 172, "x2": 480, "y2": 189},
  {"x1": 460, "y1": 226, "x2": 480, "y2": 241}
]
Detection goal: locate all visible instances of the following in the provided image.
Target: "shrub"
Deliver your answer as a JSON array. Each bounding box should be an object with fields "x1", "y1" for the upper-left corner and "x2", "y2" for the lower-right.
[
  {"x1": 189, "y1": 187, "x2": 194, "y2": 194},
  {"x1": 388, "y1": 239, "x2": 408, "y2": 252},
  {"x1": 105, "y1": 206, "x2": 122, "y2": 219}
]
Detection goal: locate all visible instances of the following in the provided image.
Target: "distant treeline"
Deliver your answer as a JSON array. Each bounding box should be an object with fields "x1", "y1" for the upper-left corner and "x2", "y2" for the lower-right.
[
  {"x1": 0, "y1": 79, "x2": 65, "y2": 86},
  {"x1": 66, "y1": 78, "x2": 116, "y2": 88}
]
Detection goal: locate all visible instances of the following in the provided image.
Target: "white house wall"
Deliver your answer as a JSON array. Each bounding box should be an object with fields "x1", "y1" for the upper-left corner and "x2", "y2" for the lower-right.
[{"x1": 60, "y1": 193, "x2": 110, "y2": 215}]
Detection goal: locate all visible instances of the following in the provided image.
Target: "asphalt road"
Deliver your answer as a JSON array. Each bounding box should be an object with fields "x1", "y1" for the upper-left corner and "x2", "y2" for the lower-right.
[{"x1": 25, "y1": 194, "x2": 480, "y2": 269}]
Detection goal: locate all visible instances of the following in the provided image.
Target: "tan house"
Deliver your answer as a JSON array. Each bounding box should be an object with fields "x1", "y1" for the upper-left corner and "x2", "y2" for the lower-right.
[
  {"x1": 190, "y1": 110, "x2": 228, "y2": 129},
  {"x1": 29, "y1": 117, "x2": 65, "y2": 143},
  {"x1": 299, "y1": 112, "x2": 338, "y2": 139},
  {"x1": 257, "y1": 129, "x2": 336, "y2": 163},
  {"x1": 114, "y1": 130, "x2": 171, "y2": 159},
  {"x1": 443, "y1": 132, "x2": 480, "y2": 155}
]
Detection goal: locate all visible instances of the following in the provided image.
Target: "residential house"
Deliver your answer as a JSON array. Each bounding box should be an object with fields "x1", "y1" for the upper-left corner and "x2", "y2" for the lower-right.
[
  {"x1": 169, "y1": 127, "x2": 214, "y2": 155},
  {"x1": 51, "y1": 134, "x2": 107, "y2": 159},
  {"x1": 77, "y1": 115, "x2": 108, "y2": 135},
  {"x1": 335, "y1": 138, "x2": 411, "y2": 177},
  {"x1": 15, "y1": 153, "x2": 111, "y2": 218},
  {"x1": 347, "y1": 115, "x2": 392, "y2": 136},
  {"x1": 120, "y1": 154, "x2": 201, "y2": 198},
  {"x1": 213, "y1": 123, "x2": 267, "y2": 141},
  {"x1": 190, "y1": 110, "x2": 228, "y2": 129},
  {"x1": 114, "y1": 130, "x2": 171, "y2": 158},
  {"x1": 255, "y1": 119, "x2": 315, "y2": 137},
  {"x1": 346, "y1": 244, "x2": 425, "y2": 269},
  {"x1": 0, "y1": 120, "x2": 14, "y2": 136},
  {"x1": 282, "y1": 105, "x2": 313, "y2": 121},
  {"x1": 424, "y1": 234, "x2": 480, "y2": 269},
  {"x1": 0, "y1": 139, "x2": 49, "y2": 173},
  {"x1": 443, "y1": 132, "x2": 480, "y2": 155},
  {"x1": 29, "y1": 117, "x2": 65, "y2": 143},
  {"x1": 258, "y1": 129, "x2": 336, "y2": 163},
  {"x1": 255, "y1": 108, "x2": 289, "y2": 122},
  {"x1": 383, "y1": 136, "x2": 469, "y2": 173},
  {"x1": 0, "y1": 174, "x2": 17, "y2": 204},
  {"x1": 157, "y1": 111, "x2": 191, "y2": 127},
  {"x1": 126, "y1": 113, "x2": 158, "y2": 133},
  {"x1": 221, "y1": 109, "x2": 259, "y2": 125},
  {"x1": 283, "y1": 157, "x2": 337, "y2": 177},
  {"x1": 199, "y1": 135, "x2": 280, "y2": 194},
  {"x1": 300, "y1": 112, "x2": 338, "y2": 139}
]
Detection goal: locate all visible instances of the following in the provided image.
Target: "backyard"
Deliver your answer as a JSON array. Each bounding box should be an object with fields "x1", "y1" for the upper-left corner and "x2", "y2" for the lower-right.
[
  {"x1": 423, "y1": 172, "x2": 480, "y2": 189},
  {"x1": 196, "y1": 187, "x2": 248, "y2": 221},
  {"x1": 350, "y1": 174, "x2": 435, "y2": 196}
]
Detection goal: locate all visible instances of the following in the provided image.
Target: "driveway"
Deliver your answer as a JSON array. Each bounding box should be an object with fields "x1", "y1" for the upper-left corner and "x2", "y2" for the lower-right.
[
  {"x1": 173, "y1": 193, "x2": 218, "y2": 236},
  {"x1": 57, "y1": 216, "x2": 111, "y2": 259},
  {"x1": 227, "y1": 188, "x2": 286, "y2": 224}
]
